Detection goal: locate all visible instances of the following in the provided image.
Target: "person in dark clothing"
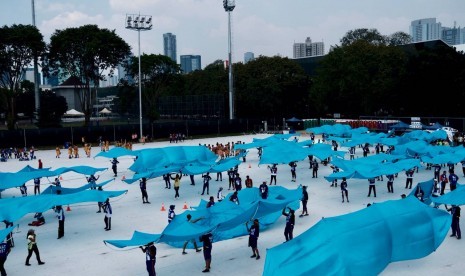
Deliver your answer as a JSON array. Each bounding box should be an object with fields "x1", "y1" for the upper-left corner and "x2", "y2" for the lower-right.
[
  {"x1": 367, "y1": 178, "x2": 376, "y2": 197},
  {"x1": 405, "y1": 169, "x2": 414, "y2": 189},
  {"x1": 312, "y1": 161, "x2": 319, "y2": 178},
  {"x1": 300, "y1": 185, "x2": 309, "y2": 216},
  {"x1": 33, "y1": 178, "x2": 41, "y2": 195},
  {"x1": 3, "y1": 221, "x2": 13, "y2": 248},
  {"x1": 199, "y1": 233, "x2": 213, "y2": 273},
  {"x1": 246, "y1": 219, "x2": 260, "y2": 260},
  {"x1": 168, "y1": 205, "x2": 176, "y2": 223},
  {"x1": 440, "y1": 171, "x2": 448, "y2": 195},
  {"x1": 268, "y1": 164, "x2": 278, "y2": 185},
  {"x1": 448, "y1": 170, "x2": 459, "y2": 191},
  {"x1": 234, "y1": 173, "x2": 242, "y2": 191},
  {"x1": 28, "y1": 213, "x2": 45, "y2": 227},
  {"x1": 229, "y1": 191, "x2": 239, "y2": 205},
  {"x1": 0, "y1": 241, "x2": 10, "y2": 276},
  {"x1": 245, "y1": 175, "x2": 253, "y2": 188},
  {"x1": 289, "y1": 162, "x2": 297, "y2": 182},
  {"x1": 282, "y1": 207, "x2": 295, "y2": 241},
  {"x1": 341, "y1": 177, "x2": 349, "y2": 203},
  {"x1": 86, "y1": 174, "x2": 99, "y2": 190},
  {"x1": 182, "y1": 214, "x2": 203, "y2": 255},
  {"x1": 189, "y1": 174, "x2": 195, "y2": 186},
  {"x1": 163, "y1": 174, "x2": 171, "y2": 189},
  {"x1": 216, "y1": 171, "x2": 222, "y2": 181},
  {"x1": 227, "y1": 168, "x2": 235, "y2": 190},
  {"x1": 102, "y1": 198, "x2": 112, "y2": 231},
  {"x1": 111, "y1": 158, "x2": 119, "y2": 177},
  {"x1": 96, "y1": 186, "x2": 104, "y2": 213},
  {"x1": 55, "y1": 205, "x2": 65, "y2": 239},
  {"x1": 140, "y1": 242, "x2": 156, "y2": 276},
  {"x1": 25, "y1": 229, "x2": 45, "y2": 266},
  {"x1": 432, "y1": 164, "x2": 441, "y2": 182},
  {"x1": 386, "y1": 174, "x2": 394, "y2": 193},
  {"x1": 140, "y1": 177, "x2": 150, "y2": 203},
  {"x1": 259, "y1": 181, "x2": 268, "y2": 200},
  {"x1": 448, "y1": 205, "x2": 461, "y2": 239},
  {"x1": 201, "y1": 173, "x2": 212, "y2": 195},
  {"x1": 206, "y1": 196, "x2": 215, "y2": 208}
]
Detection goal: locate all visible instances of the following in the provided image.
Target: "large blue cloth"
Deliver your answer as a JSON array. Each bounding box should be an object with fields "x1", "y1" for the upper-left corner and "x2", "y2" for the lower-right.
[
  {"x1": 263, "y1": 197, "x2": 451, "y2": 276},
  {"x1": 104, "y1": 186, "x2": 301, "y2": 248},
  {"x1": 94, "y1": 147, "x2": 139, "y2": 159},
  {"x1": 41, "y1": 179, "x2": 114, "y2": 194},
  {"x1": 431, "y1": 184, "x2": 465, "y2": 205},
  {"x1": 0, "y1": 189, "x2": 127, "y2": 223},
  {"x1": 0, "y1": 226, "x2": 15, "y2": 244}
]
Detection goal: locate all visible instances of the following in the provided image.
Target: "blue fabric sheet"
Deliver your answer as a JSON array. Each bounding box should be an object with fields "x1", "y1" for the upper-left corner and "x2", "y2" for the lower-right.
[
  {"x1": 104, "y1": 186, "x2": 301, "y2": 249},
  {"x1": 94, "y1": 147, "x2": 139, "y2": 159},
  {"x1": 431, "y1": 184, "x2": 465, "y2": 205},
  {"x1": 263, "y1": 196, "x2": 451, "y2": 276}
]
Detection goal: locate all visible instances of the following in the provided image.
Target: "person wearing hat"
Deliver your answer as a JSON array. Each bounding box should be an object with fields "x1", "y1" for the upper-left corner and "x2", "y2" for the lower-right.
[
  {"x1": 282, "y1": 207, "x2": 295, "y2": 241},
  {"x1": 259, "y1": 181, "x2": 268, "y2": 200},
  {"x1": 168, "y1": 205, "x2": 176, "y2": 223},
  {"x1": 245, "y1": 219, "x2": 260, "y2": 260},
  {"x1": 140, "y1": 242, "x2": 156, "y2": 276},
  {"x1": 300, "y1": 185, "x2": 309, "y2": 216}
]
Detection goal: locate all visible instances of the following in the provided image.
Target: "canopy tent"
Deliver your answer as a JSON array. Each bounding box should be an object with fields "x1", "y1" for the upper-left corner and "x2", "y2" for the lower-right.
[
  {"x1": 99, "y1": 108, "x2": 112, "y2": 114},
  {"x1": 263, "y1": 196, "x2": 451, "y2": 276},
  {"x1": 64, "y1": 109, "x2": 84, "y2": 116}
]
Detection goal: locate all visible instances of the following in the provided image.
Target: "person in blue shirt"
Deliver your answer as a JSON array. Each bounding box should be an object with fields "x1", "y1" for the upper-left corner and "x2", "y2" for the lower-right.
[
  {"x1": 201, "y1": 173, "x2": 212, "y2": 195},
  {"x1": 449, "y1": 170, "x2": 459, "y2": 191},
  {"x1": 140, "y1": 242, "x2": 156, "y2": 276},
  {"x1": 246, "y1": 219, "x2": 260, "y2": 260},
  {"x1": 0, "y1": 241, "x2": 10, "y2": 275},
  {"x1": 168, "y1": 205, "x2": 176, "y2": 223},
  {"x1": 282, "y1": 207, "x2": 295, "y2": 242},
  {"x1": 199, "y1": 232, "x2": 213, "y2": 273}
]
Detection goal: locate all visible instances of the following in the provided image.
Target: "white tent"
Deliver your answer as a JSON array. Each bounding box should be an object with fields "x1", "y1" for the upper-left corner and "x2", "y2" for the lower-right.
[
  {"x1": 99, "y1": 108, "x2": 112, "y2": 114},
  {"x1": 64, "y1": 109, "x2": 85, "y2": 116}
]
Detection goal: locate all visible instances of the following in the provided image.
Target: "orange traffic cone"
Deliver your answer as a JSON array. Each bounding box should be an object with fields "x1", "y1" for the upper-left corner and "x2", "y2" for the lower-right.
[
  {"x1": 160, "y1": 203, "x2": 166, "y2": 211},
  {"x1": 183, "y1": 202, "x2": 189, "y2": 209},
  {"x1": 66, "y1": 205, "x2": 71, "y2": 211},
  {"x1": 121, "y1": 175, "x2": 126, "y2": 181}
]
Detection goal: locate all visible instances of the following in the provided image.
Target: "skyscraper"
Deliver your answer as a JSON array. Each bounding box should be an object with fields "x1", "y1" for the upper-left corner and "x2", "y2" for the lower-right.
[
  {"x1": 163, "y1": 33, "x2": 177, "y2": 63},
  {"x1": 180, "y1": 55, "x2": 201, "y2": 73},
  {"x1": 293, "y1": 37, "x2": 324, "y2": 58},
  {"x1": 410, "y1": 18, "x2": 442, "y2": 43},
  {"x1": 244, "y1": 52, "x2": 255, "y2": 63}
]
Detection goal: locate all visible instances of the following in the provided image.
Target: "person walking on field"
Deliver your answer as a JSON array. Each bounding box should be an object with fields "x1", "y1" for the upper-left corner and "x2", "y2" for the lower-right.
[
  {"x1": 170, "y1": 173, "x2": 182, "y2": 199},
  {"x1": 140, "y1": 242, "x2": 156, "y2": 276},
  {"x1": 199, "y1": 232, "x2": 213, "y2": 273},
  {"x1": 246, "y1": 219, "x2": 260, "y2": 260},
  {"x1": 0, "y1": 240, "x2": 11, "y2": 276},
  {"x1": 25, "y1": 229, "x2": 45, "y2": 266},
  {"x1": 300, "y1": 185, "x2": 309, "y2": 217},
  {"x1": 102, "y1": 198, "x2": 112, "y2": 231},
  {"x1": 111, "y1": 158, "x2": 119, "y2": 177},
  {"x1": 268, "y1": 164, "x2": 278, "y2": 185},
  {"x1": 201, "y1": 172, "x2": 212, "y2": 195},
  {"x1": 182, "y1": 214, "x2": 203, "y2": 255}
]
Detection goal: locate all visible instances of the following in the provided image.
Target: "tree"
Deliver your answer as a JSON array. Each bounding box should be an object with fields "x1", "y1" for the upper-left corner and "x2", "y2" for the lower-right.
[
  {"x1": 125, "y1": 54, "x2": 181, "y2": 123},
  {"x1": 388, "y1": 31, "x2": 412, "y2": 46},
  {"x1": 340, "y1": 28, "x2": 387, "y2": 46},
  {"x1": 38, "y1": 90, "x2": 68, "y2": 127},
  {"x1": 45, "y1": 25, "x2": 131, "y2": 126},
  {"x1": 0, "y1": 24, "x2": 45, "y2": 129}
]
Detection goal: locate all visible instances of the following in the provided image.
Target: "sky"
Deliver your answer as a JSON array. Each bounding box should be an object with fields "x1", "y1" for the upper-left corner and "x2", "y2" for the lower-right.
[
  {"x1": 2, "y1": 133, "x2": 464, "y2": 276},
  {"x1": 1, "y1": 0, "x2": 465, "y2": 68}
]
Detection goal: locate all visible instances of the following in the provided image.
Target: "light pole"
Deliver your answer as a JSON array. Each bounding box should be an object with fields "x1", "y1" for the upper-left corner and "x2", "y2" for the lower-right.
[
  {"x1": 223, "y1": 0, "x2": 235, "y2": 120},
  {"x1": 31, "y1": 0, "x2": 40, "y2": 121},
  {"x1": 125, "y1": 13, "x2": 152, "y2": 141}
]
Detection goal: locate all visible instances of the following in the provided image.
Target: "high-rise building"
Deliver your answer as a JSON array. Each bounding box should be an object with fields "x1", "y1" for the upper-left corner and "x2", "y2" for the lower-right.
[
  {"x1": 244, "y1": 52, "x2": 255, "y2": 63},
  {"x1": 293, "y1": 37, "x2": 324, "y2": 58},
  {"x1": 442, "y1": 26, "x2": 462, "y2": 45},
  {"x1": 163, "y1": 33, "x2": 177, "y2": 63},
  {"x1": 180, "y1": 55, "x2": 201, "y2": 73},
  {"x1": 410, "y1": 18, "x2": 442, "y2": 43},
  {"x1": 117, "y1": 55, "x2": 135, "y2": 85}
]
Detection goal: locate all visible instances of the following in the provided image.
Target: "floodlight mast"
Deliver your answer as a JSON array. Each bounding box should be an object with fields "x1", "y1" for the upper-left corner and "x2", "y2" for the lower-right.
[
  {"x1": 125, "y1": 13, "x2": 152, "y2": 141},
  {"x1": 223, "y1": 0, "x2": 235, "y2": 120}
]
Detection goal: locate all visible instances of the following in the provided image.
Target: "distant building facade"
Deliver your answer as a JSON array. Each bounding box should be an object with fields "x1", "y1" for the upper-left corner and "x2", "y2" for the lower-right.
[
  {"x1": 180, "y1": 55, "x2": 201, "y2": 73},
  {"x1": 163, "y1": 33, "x2": 177, "y2": 63},
  {"x1": 244, "y1": 52, "x2": 254, "y2": 63},
  {"x1": 293, "y1": 37, "x2": 324, "y2": 58},
  {"x1": 410, "y1": 18, "x2": 465, "y2": 46}
]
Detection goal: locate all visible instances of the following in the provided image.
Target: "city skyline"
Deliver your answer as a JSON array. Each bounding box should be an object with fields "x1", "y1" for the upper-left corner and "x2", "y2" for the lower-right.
[{"x1": 1, "y1": 0, "x2": 465, "y2": 69}]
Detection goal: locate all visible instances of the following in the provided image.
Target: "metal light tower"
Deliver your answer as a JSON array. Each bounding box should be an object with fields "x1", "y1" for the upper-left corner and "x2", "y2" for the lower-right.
[
  {"x1": 31, "y1": 0, "x2": 40, "y2": 121},
  {"x1": 223, "y1": 0, "x2": 235, "y2": 120},
  {"x1": 125, "y1": 13, "x2": 152, "y2": 141}
]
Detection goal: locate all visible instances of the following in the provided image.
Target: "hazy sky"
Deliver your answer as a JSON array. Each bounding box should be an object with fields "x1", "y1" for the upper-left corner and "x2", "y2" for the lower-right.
[{"x1": 1, "y1": 0, "x2": 465, "y2": 68}]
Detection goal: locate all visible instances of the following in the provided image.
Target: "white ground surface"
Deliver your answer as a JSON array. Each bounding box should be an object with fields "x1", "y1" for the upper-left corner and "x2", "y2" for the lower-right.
[{"x1": 1, "y1": 133, "x2": 463, "y2": 276}]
